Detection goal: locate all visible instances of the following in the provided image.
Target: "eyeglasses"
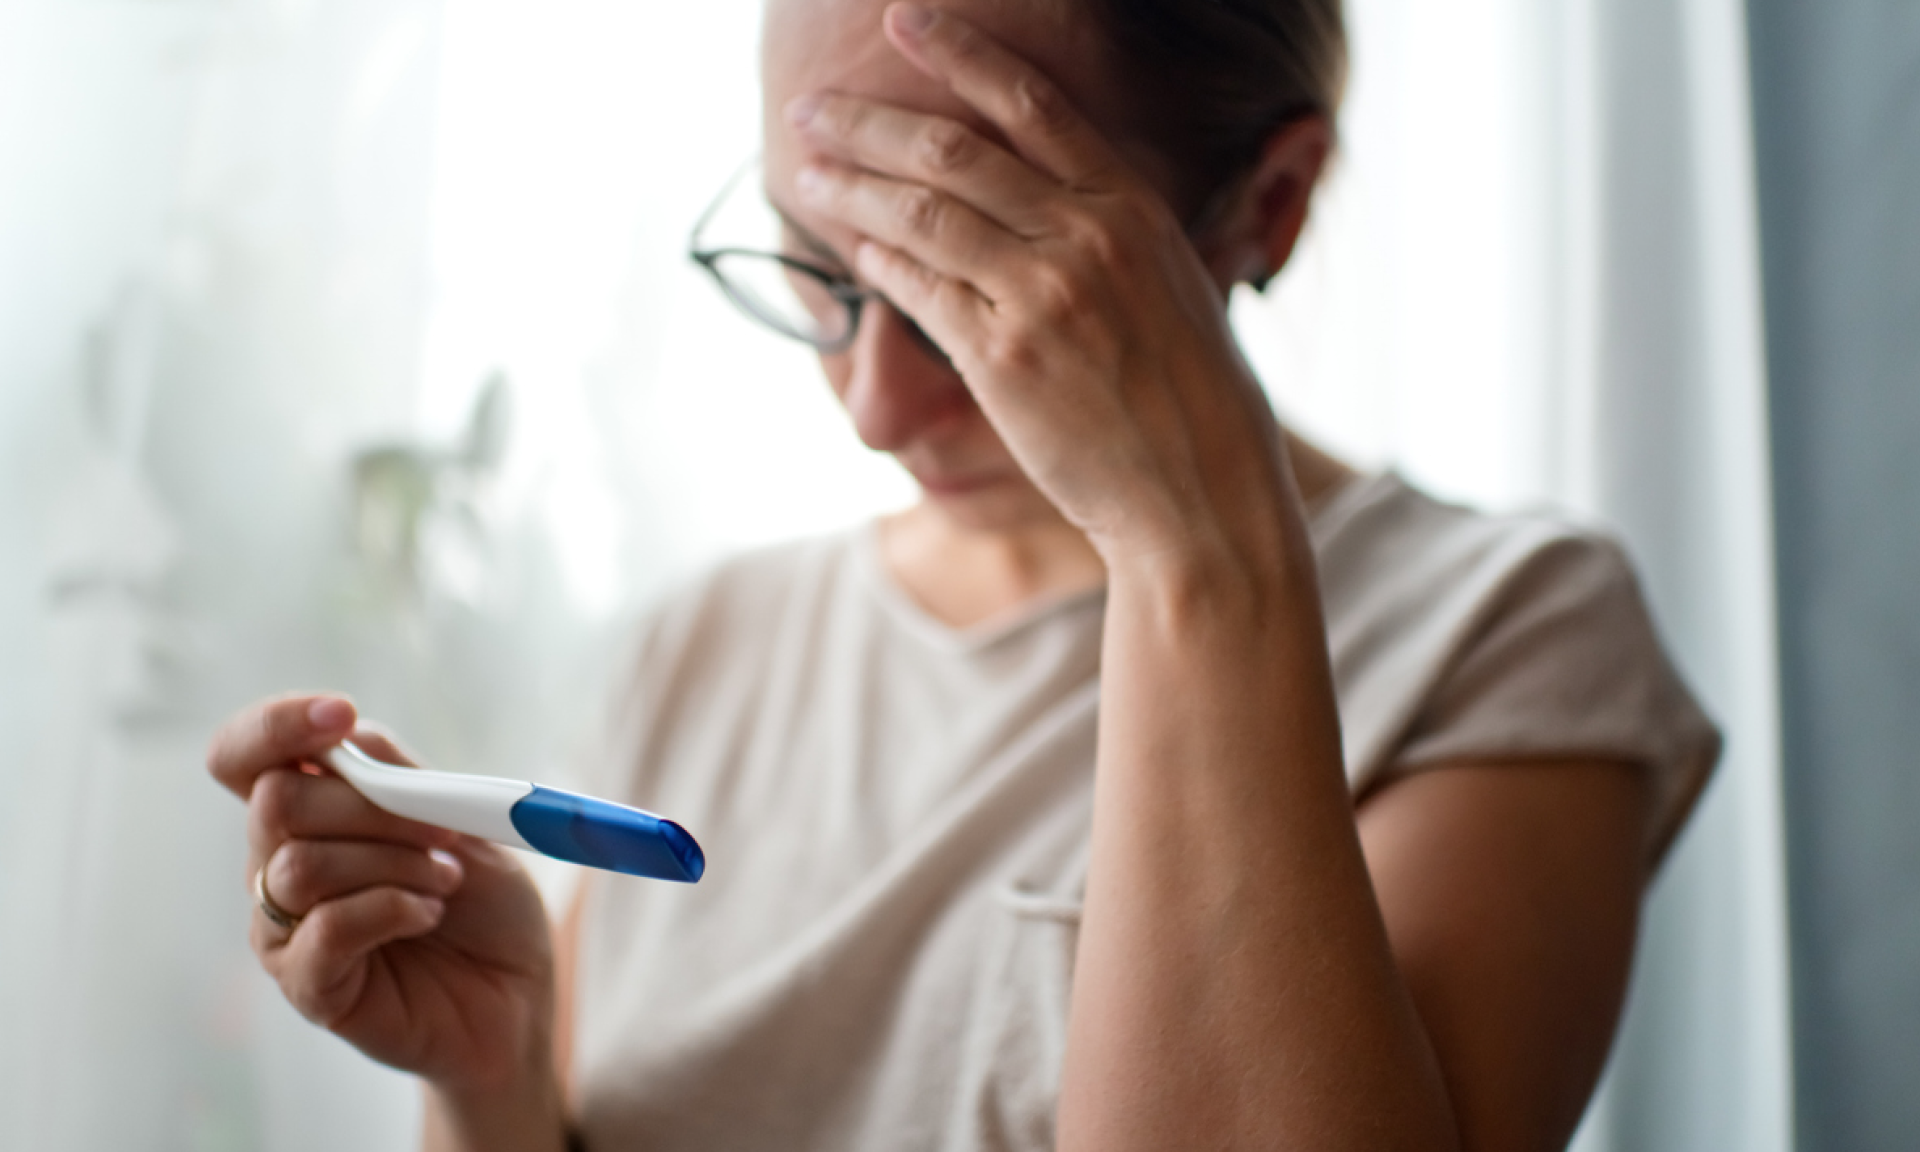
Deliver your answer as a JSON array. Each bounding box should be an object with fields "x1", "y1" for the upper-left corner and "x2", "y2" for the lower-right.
[
  {"x1": 687, "y1": 159, "x2": 948, "y2": 359},
  {"x1": 687, "y1": 152, "x2": 1258, "y2": 355}
]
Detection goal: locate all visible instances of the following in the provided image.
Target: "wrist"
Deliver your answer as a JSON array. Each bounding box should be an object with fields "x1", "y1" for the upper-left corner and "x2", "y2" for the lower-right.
[
  {"x1": 423, "y1": 1055, "x2": 566, "y2": 1152},
  {"x1": 1103, "y1": 532, "x2": 1315, "y2": 630}
]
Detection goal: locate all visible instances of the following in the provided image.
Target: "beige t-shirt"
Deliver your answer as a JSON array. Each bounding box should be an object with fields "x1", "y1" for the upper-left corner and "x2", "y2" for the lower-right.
[{"x1": 572, "y1": 471, "x2": 1720, "y2": 1152}]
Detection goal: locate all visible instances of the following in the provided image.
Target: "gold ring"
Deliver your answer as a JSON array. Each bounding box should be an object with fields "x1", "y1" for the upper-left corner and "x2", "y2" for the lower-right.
[{"x1": 255, "y1": 858, "x2": 303, "y2": 932}]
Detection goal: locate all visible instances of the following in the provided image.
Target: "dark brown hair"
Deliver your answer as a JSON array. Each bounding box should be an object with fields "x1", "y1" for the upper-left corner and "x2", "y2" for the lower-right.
[{"x1": 1086, "y1": 0, "x2": 1347, "y2": 213}]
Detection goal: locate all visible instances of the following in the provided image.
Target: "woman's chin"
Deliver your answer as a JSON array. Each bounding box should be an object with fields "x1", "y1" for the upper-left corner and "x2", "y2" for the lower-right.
[{"x1": 917, "y1": 479, "x2": 1060, "y2": 534}]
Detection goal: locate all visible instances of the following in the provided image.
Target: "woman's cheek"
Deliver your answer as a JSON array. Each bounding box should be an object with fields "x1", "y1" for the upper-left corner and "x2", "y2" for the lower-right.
[{"x1": 815, "y1": 351, "x2": 853, "y2": 404}]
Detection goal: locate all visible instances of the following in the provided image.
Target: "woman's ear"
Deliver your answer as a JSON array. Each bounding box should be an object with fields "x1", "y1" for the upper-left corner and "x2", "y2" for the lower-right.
[{"x1": 1200, "y1": 115, "x2": 1334, "y2": 291}]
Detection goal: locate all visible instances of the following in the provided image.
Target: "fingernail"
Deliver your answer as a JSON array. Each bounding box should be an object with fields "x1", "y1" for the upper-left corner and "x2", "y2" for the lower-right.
[
  {"x1": 892, "y1": 3, "x2": 935, "y2": 37},
  {"x1": 429, "y1": 849, "x2": 465, "y2": 890},
  {"x1": 416, "y1": 896, "x2": 446, "y2": 923},
  {"x1": 785, "y1": 94, "x2": 822, "y2": 127},
  {"x1": 308, "y1": 698, "x2": 352, "y2": 730}
]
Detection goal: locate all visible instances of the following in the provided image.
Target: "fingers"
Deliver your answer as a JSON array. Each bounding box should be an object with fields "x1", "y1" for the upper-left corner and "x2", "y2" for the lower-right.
[
  {"x1": 880, "y1": 4, "x2": 1124, "y2": 189},
  {"x1": 787, "y1": 93, "x2": 1058, "y2": 236},
  {"x1": 347, "y1": 723, "x2": 418, "y2": 769},
  {"x1": 853, "y1": 237, "x2": 993, "y2": 362},
  {"x1": 247, "y1": 767, "x2": 456, "y2": 881},
  {"x1": 269, "y1": 886, "x2": 446, "y2": 1027},
  {"x1": 218, "y1": 702, "x2": 460, "y2": 1032},
  {"x1": 207, "y1": 694, "x2": 357, "y2": 800},
  {"x1": 796, "y1": 159, "x2": 1020, "y2": 293},
  {"x1": 263, "y1": 838, "x2": 463, "y2": 922}
]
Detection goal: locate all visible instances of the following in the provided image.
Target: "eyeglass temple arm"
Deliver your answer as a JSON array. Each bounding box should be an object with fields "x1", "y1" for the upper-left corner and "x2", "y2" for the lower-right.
[{"x1": 687, "y1": 154, "x2": 765, "y2": 256}]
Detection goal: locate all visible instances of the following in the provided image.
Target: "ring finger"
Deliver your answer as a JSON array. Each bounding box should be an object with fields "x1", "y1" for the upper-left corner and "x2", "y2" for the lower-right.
[{"x1": 261, "y1": 838, "x2": 463, "y2": 927}]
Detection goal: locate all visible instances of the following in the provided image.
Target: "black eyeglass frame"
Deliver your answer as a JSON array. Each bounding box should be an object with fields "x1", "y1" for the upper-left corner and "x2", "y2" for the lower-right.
[{"x1": 687, "y1": 158, "x2": 897, "y2": 356}]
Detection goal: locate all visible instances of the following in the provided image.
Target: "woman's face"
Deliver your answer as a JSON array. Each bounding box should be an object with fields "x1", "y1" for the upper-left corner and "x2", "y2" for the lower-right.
[{"x1": 760, "y1": 0, "x2": 1162, "y2": 534}]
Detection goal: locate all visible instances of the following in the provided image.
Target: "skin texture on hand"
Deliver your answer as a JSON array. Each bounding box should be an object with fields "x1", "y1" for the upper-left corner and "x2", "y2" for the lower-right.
[
  {"x1": 207, "y1": 695, "x2": 566, "y2": 1150},
  {"x1": 781, "y1": 4, "x2": 1326, "y2": 576}
]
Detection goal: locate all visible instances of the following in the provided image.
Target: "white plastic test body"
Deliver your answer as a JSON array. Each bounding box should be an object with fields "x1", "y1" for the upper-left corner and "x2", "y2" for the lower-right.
[{"x1": 321, "y1": 741, "x2": 704, "y2": 883}]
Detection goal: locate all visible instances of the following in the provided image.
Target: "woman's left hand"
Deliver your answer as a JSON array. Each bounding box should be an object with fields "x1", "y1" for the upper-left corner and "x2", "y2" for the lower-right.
[{"x1": 788, "y1": 3, "x2": 1306, "y2": 576}]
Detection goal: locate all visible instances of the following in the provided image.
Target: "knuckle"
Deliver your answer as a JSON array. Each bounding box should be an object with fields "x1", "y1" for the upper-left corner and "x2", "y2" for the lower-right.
[
  {"x1": 1029, "y1": 265, "x2": 1083, "y2": 323},
  {"x1": 261, "y1": 695, "x2": 309, "y2": 751},
  {"x1": 300, "y1": 901, "x2": 350, "y2": 957},
  {"x1": 271, "y1": 841, "x2": 321, "y2": 906},
  {"x1": 278, "y1": 963, "x2": 338, "y2": 1028},
  {"x1": 917, "y1": 120, "x2": 978, "y2": 175},
  {"x1": 1082, "y1": 230, "x2": 1125, "y2": 275},
  {"x1": 982, "y1": 327, "x2": 1046, "y2": 376},
  {"x1": 1011, "y1": 74, "x2": 1072, "y2": 137},
  {"x1": 249, "y1": 768, "x2": 303, "y2": 839},
  {"x1": 897, "y1": 186, "x2": 946, "y2": 237},
  {"x1": 945, "y1": 20, "x2": 987, "y2": 62},
  {"x1": 1067, "y1": 213, "x2": 1128, "y2": 272},
  {"x1": 908, "y1": 255, "x2": 946, "y2": 292},
  {"x1": 814, "y1": 95, "x2": 856, "y2": 138},
  {"x1": 930, "y1": 276, "x2": 971, "y2": 315}
]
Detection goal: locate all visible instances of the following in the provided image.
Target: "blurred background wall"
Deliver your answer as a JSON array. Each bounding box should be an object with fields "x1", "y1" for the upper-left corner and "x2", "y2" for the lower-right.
[{"x1": 1747, "y1": 3, "x2": 1920, "y2": 1149}]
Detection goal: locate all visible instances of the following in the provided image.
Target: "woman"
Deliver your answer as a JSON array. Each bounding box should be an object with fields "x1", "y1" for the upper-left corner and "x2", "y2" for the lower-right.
[{"x1": 207, "y1": 1, "x2": 1719, "y2": 1149}]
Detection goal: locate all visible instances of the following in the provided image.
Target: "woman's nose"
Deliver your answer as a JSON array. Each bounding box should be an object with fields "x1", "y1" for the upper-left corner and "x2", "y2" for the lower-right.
[{"x1": 838, "y1": 301, "x2": 976, "y2": 453}]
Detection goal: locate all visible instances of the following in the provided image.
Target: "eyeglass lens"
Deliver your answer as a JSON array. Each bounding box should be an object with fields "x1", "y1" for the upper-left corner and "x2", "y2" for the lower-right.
[{"x1": 706, "y1": 251, "x2": 857, "y2": 349}]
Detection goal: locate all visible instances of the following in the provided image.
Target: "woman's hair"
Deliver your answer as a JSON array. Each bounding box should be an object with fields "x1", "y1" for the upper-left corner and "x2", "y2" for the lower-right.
[{"x1": 1085, "y1": 0, "x2": 1347, "y2": 213}]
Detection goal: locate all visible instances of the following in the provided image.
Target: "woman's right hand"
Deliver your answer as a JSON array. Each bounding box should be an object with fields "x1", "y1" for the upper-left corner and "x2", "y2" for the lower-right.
[{"x1": 207, "y1": 694, "x2": 559, "y2": 1102}]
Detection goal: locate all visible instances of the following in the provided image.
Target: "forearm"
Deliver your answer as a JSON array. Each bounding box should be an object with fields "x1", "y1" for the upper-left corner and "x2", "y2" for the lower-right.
[
  {"x1": 1057, "y1": 550, "x2": 1460, "y2": 1151},
  {"x1": 421, "y1": 1066, "x2": 569, "y2": 1152}
]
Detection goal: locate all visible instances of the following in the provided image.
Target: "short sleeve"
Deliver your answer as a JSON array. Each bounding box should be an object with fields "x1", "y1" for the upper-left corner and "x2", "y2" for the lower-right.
[{"x1": 1387, "y1": 533, "x2": 1722, "y2": 865}]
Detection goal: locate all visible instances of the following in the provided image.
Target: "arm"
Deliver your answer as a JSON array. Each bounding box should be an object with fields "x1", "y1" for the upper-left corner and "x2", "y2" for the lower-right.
[
  {"x1": 787, "y1": 7, "x2": 1653, "y2": 1147},
  {"x1": 1062, "y1": 534, "x2": 1653, "y2": 1152},
  {"x1": 1071, "y1": 565, "x2": 1649, "y2": 1150},
  {"x1": 421, "y1": 1072, "x2": 567, "y2": 1152},
  {"x1": 1059, "y1": 555, "x2": 1462, "y2": 1150},
  {"x1": 1359, "y1": 761, "x2": 1646, "y2": 1150}
]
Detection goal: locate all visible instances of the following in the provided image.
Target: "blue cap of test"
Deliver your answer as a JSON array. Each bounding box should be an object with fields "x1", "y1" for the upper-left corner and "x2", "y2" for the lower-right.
[{"x1": 510, "y1": 786, "x2": 706, "y2": 882}]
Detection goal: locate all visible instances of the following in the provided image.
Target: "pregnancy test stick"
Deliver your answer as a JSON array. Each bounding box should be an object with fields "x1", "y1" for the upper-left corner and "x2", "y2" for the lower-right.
[{"x1": 322, "y1": 741, "x2": 704, "y2": 883}]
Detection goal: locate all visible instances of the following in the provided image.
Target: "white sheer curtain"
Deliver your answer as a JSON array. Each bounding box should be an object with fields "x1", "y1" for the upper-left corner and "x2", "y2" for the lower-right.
[
  {"x1": 1236, "y1": 0, "x2": 1792, "y2": 1146},
  {"x1": 0, "y1": 0, "x2": 1787, "y2": 1149}
]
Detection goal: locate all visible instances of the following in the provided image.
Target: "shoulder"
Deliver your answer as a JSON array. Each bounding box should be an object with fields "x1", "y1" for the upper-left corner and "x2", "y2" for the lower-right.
[
  {"x1": 1314, "y1": 472, "x2": 1651, "y2": 714},
  {"x1": 1314, "y1": 471, "x2": 1633, "y2": 639},
  {"x1": 1316, "y1": 473, "x2": 1720, "y2": 863}
]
